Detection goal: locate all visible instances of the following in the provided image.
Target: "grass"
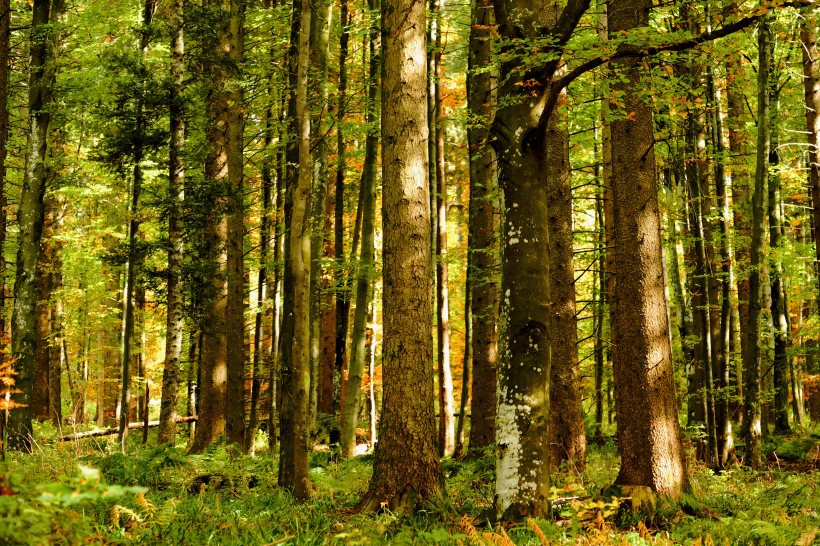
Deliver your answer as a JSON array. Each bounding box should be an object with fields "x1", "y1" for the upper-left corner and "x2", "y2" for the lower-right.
[{"x1": 1, "y1": 424, "x2": 820, "y2": 545}]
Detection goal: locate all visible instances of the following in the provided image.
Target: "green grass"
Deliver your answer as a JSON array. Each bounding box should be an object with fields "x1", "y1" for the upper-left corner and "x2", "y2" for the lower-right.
[{"x1": 1, "y1": 427, "x2": 820, "y2": 545}]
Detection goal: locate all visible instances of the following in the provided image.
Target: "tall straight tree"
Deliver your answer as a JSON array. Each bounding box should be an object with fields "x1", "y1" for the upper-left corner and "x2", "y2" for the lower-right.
[
  {"x1": 0, "y1": 0, "x2": 9, "y2": 367},
  {"x1": 803, "y1": 22, "x2": 820, "y2": 294},
  {"x1": 356, "y1": 0, "x2": 443, "y2": 510},
  {"x1": 340, "y1": 0, "x2": 379, "y2": 460},
  {"x1": 8, "y1": 0, "x2": 62, "y2": 450},
  {"x1": 466, "y1": 0, "x2": 497, "y2": 453},
  {"x1": 608, "y1": 0, "x2": 686, "y2": 496},
  {"x1": 190, "y1": 0, "x2": 232, "y2": 452},
  {"x1": 157, "y1": 0, "x2": 185, "y2": 446},
  {"x1": 224, "y1": 0, "x2": 246, "y2": 449},
  {"x1": 743, "y1": 13, "x2": 771, "y2": 470},
  {"x1": 278, "y1": 0, "x2": 312, "y2": 499},
  {"x1": 546, "y1": 84, "x2": 586, "y2": 473},
  {"x1": 434, "y1": 0, "x2": 455, "y2": 456}
]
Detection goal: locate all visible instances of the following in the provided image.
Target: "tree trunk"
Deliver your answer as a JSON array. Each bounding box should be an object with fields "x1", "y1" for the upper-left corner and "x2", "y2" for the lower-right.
[
  {"x1": 802, "y1": 22, "x2": 820, "y2": 297},
  {"x1": 547, "y1": 84, "x2": 586, "y2": 473},
  {"x1": 340, "y1": 0, "x2": 379, "y2": 459},
  {"x1": 190, "y1": 0, "x2": 232, "y2": 452},
  {"x1": 594, "y1": 190, "x2": 606, "y2": 441},
  {"x1": 356, "y1": 0, "x2": 443, "y2": 510},
  {"x1": 102, "y1": 263, "x2": 122, "y2": 426},
  {"x1": 768, "y1": 103, "x2": 790, "y2": 435},
  {"x1": 743, "y1": 13, "x2": 771, "y2": 470},
  {"x1": 225, "y1": 0, "x2": 246, "y2": 449},
  {"x1": 0, "y1": 0, "x2": 9, "y2": 419},
  {"x1": 48, "y1": 197, "x2": 65, "y2": 428},
  {"x1": 609, "y1": 0, "x2": 687, "y2": 497},
  {"x1": 434, "y1": 5, "x2": 454, "y2": 456},
  {"x1": 8, "y1": 0, "x2": 61, "y2": 451},
  {"x1": 332, "y1": 0, "x2": 350, "y2": 447},
  {"x1": 33, "y1": 199, "x2": 54, "y2": 423},
  {"x1": 466, "y1": 0, "x2": 497, "y2": 454},
  {"x1": 278, "y1": 0, "x2": 311, "y2": 499},
  {"x1": 157, "y1": 0, "x2": 185, "y2": 446},
  {"x1": 706, "y1": 60, "x2": 733, "y2": 465},
  {"x1": 308, "y1": 0, "x2": 332, "y2": 434},
  {"x1": 117, "y1": 0, "x2": 154, "y2": 448}
]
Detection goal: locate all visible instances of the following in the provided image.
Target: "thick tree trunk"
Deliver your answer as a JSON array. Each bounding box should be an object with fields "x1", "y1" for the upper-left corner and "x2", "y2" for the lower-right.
[
  {"x1": 547, "y1": 87, "x2": 586, "y2": 473},
  {"x1": 225, "y1": 0, "x2": 246, "y2": 449},
  {"x1": 356, "y1": 0, "x2": 443, "y2": 510},
  {"x1": 307, "y1": 0, "x2": 332, "y2": 433},
  {"x1": 278, "y1": 0, "x2": 311, "y2": 499},
  {"x1": 466, "y1": 0, "x2": 497, "y2": 453},
  {"x1": 434, "y1": 8, "x2": 454, "y2": 456},
  {"x1": 340, "y1": 2, "x2": 379, "y2": 459},
  {"x1": 8, "y1": 0, "x2": 60, "y2": 451},
  {"x1": 609, "y1": 0, "x2": 686, "y2": 497},
  {"x1": 190, "y1": 0, "x2": 232, "y2": 452},
  {"x1": 743, "y1": 13, "x2": 771, "y2": 470},
  {"x1": 157, "y1": 0, "x2": 185, "y2": 446}
]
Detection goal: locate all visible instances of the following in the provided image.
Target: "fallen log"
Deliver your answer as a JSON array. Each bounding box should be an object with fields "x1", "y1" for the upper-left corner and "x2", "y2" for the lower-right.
[{"x1": 55, "y1": 416, "x2": 198, "y2": 442}]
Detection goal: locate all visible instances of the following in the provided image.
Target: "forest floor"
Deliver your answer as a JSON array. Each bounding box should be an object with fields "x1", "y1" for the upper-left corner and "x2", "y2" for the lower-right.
[{"x1": 1, "y1": 424, "x2": 820, "y2": 545}]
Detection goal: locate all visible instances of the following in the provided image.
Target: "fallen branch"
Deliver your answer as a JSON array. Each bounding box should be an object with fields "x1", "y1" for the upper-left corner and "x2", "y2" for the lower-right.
[{"x1": 55, "y1": 416, "x2": 198, "y2": 442}]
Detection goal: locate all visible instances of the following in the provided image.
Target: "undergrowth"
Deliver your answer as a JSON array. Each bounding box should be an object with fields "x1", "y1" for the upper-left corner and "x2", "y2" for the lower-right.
[{"x1": 1, "y1": 428, "x2": 819, "y2": 545}]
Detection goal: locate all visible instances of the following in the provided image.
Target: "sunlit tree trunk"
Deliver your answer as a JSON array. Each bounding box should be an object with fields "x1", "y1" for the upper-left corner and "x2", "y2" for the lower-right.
[
  {"x1": 802, "y1": 22, "x2": 820, "y2": 298},
  {"x1": 356, "y1": 0, "x2": 443, "y2": 510},
  {"x1": 609, "y1": 0, "x2": 686, "y2": 497}
]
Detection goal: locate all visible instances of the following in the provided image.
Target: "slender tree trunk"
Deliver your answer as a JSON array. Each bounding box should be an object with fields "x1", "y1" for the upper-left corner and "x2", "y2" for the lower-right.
[
  {"x1": 0, "y1": 0, "x2": 9, "y2": 414},
  {"x1": 340, "y1": 1, "x2": 379, "y2": 459},
  {"x1": 48, "y1": 197, "x2": 64, "y2": 428},
  {"x1": 225, "y1": 0, "x2": 246, "y2": 449},
  {"x1": 117, "y1": 0, "x2": 154, "y2": 447},
  {"x1": 308, "y1": 0, "x2": 332, "y2": 434},
  {"x1": 332, "y1": 0, "x2": 350, "y2": 446},
  {"x1": 609, "y1": 0, "x2": 687, "y2": 497},
  {"x1": 157, "y1": 0, "x2": 185, "y2": 446},
  {"x1": 434, "y1": 6, "x2": 454, "y2": 456},
  {"x1": 356, "y1": 0, "x2": 443, "y2": 510},
  {"x1": 33, "y1": 200, "x2": 54, "y2": 423},
  {"x1": 547, "y1": 82, "x2": 586, "y2": 473},
  {"x1": 768, "y1": 102, "x2": 790, "y2": 435},
  {"x1": 802, "y1": 23, "x2": 820, "y2": 297},
  {"x1": 707, "y1": 61, "x2": 733, "y2": 465},
  {"x1": 8, "y1": 0, "x2": 61, "y2": 451},
  {"x1": 278, "y1": 0, "x2": 311, "y2": 498},
  {"x1": 102, "y1": 263, "x2": 122, "y2": 426},
  {"x1": 594, "y1": 190, "x2": 605, "y2": 441},
  {"x1": 743, "y1": 13, "x2": 771, "y2": 470},
  {"x1": 466, "y1": 0, "x2": 496, "y2": 453},
  {"x1": 454, "y1": 260, "x2": 471, "y2": 456}
]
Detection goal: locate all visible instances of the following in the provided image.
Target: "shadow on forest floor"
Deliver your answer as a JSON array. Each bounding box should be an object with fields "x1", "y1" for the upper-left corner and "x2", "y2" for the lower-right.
[{"x1": 0, "y1": 422, "x2": 820, "y2": 545}]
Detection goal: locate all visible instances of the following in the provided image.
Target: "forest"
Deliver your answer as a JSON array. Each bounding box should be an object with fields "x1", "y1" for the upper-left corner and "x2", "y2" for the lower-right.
[{"x1": 1, "y1": 0, "x2": 820, "y2": 541}]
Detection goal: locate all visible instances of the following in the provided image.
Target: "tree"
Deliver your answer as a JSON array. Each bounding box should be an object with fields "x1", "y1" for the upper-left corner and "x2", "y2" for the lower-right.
[
  {"x1": 8, "y1": 0, "x2": 62, "y2": 450},
  {"x1": 278, "y1": 0, "x2": 311, "y2": 499},
  {"x1": 608, "y1": 0, "x2": 687, "y2": 496},
  {"x1": 356, "y1": 0, "x2": 443, "y2": 510}
]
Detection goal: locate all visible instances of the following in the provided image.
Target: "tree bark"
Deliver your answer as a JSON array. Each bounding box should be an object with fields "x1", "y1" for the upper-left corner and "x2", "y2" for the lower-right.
[
  {"x1": 8, "y1": 0, "x2": 61, "y2": 451},
  {"x1": 356, "y1": 0, "x2": 443, "y2": 510},
  {"x1": 33, "y1": 200, "x2": 54, "y2": 423},
  {"x1": 466, "y1": 0, "x2": 497, "y2": 454},
  {"x1": 340, "y1": 0, "x2": 379, "y2": 459},
  {"x1": 609, "y1": 0, "x2": 687, "y2": 497},
  {"x1": 743, "y1": 13, "x2": 771, "y2": 470},
  {"x1": 802, "y1": 22, "x2": 820, "y2": 298},
  {"x1": 225, "y1": 0, "x2": 246, "y2": 450},
  {"x1": 157, "y1": 0, "x2": 185, "y2": 446},
  {"x1": 0, "y1": 0, "x2": 9, "y2": 422},
  {"x1": 547, "y1": 83, "x2": 586, "y2": 473},
  {"x1": 434, "y1": 4, "x2": 454, "y2": 456},
  {"x1": 278, "y1": 0, "x2": 311, "y2": 499},
  {"x1": 307, "y1": 0, "x2": 332, "y2": 433}
]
